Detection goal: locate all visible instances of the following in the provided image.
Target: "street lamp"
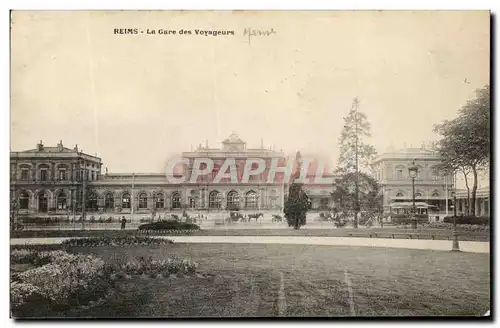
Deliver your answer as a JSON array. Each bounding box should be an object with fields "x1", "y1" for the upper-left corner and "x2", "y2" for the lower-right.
[
  {"x1": 408, "y1": 160, "x2": 418, "y2": 230},
  {"x1": 451, "y1": 190, "x2": 460, "y2": 252}
]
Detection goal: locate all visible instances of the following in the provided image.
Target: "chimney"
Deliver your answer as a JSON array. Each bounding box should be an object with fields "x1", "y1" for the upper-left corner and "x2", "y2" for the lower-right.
[
  {"x1": 37, "y1": 140, "x2": 44, "y2": 151},
  {"x1": 261, "y1": 138, "x2": 264, "y2": 149},
  {"x1": 74, "y1": 144, "x2": 79, "y2": 152},
  {"x1": 58, "y1": 140, "x2": 63, "y2": 151},
  {"x1": 206, "y1": 139, "x2": 209, "y2": 149}
]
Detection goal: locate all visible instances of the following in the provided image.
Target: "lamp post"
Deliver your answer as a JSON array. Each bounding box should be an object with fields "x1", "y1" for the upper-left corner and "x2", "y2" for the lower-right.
[
  {"x1": 408, "y1": 160, "x2": 418, "y2": 230},
  {"x1": 451, "y1": 190, "x2": 460, "y2": 252}
]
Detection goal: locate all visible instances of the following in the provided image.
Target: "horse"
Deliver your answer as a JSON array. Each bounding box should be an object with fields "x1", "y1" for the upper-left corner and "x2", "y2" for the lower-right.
[{"x1": 248, "y1": 213, "x2": 264, "y2": 223}]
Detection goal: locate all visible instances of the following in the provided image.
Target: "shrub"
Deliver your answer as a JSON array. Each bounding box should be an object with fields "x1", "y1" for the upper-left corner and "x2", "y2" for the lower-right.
[
  {"x1": 443, "y1": 216, "x2": 489, "y2": 225},
  {"x1": 138, "y1": 220, "x2": 200, "y2": 231},
  {"x1": 61, "y1": 236, "x2": 174, "y2": 247}
]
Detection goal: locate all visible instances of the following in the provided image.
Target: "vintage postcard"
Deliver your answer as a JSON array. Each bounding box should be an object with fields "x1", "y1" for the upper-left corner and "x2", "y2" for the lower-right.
[{"x1": 9, "y1": 10, "x2": 490, "y2": 318}]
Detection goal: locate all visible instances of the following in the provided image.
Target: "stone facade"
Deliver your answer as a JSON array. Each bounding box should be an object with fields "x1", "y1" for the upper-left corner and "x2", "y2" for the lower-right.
[
  {"x1": 455, "y1": 186, "x2": 490, "y2": 217},
  {"x1": 10, "y1": 134, "x2": 336, "y2": 220},
  {"x1": 10, "y1": 141, "x2": 102, "y2": 216},
  {"x1": 372, "y1": 147, "x2": 454, "y2": 213}
]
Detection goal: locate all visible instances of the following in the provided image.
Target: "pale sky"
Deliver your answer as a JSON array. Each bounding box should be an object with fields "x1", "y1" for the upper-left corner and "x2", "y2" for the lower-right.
[{"x1": 10, "y1": 10, "x2": 490, "y2": 173}]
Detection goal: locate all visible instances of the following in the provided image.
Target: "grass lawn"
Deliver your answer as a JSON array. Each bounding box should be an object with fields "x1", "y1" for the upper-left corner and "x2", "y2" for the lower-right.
[
  {"x1": 46, "y1": 243, "x2": 491, "y2": 317},
  {"x1": 12, "y1": 227, "x2": 490, "y2": 241}
]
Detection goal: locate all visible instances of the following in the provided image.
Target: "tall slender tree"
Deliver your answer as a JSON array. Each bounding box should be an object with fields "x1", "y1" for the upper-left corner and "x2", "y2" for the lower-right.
[
  {"x1": 434, "y1": 85, "x2": 490, "y2": 216},
  {"x1": 337, "y1": 98, "x2": 378, "y2": 175},
  {"x1": 336, "y1": 98, "x2": 379, "y2": 227}
]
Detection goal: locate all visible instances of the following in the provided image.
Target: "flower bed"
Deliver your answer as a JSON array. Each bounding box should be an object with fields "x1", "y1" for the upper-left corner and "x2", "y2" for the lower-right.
[
  {"x1": 61, "y1": 236, "x2": 174, "y2": 247},
  {"x1": 137, "y1": 229, "x2": 199, "y2": 235},
  {"x1": 11, "y1": 249, "x2": 74, "y2": 266},
  {"x1": 116, "y1": 256, "x2": 199, "y2": 278},
  {"x1": 11, "y1": 245, "x2": 203, "y2": 317},
  {"x1": 11, "y1": 250, "x2": 115, "y2": 318}
]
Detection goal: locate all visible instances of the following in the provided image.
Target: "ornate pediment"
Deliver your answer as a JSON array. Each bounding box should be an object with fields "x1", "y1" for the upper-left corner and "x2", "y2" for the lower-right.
[{"x1": 222, "y1": 132, "x2": 246, "y2": 152}]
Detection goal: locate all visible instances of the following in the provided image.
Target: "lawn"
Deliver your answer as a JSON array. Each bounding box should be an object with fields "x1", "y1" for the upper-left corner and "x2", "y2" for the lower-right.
[{"x1": 38, "y1": 243, "x2": 491, "y2": 317}]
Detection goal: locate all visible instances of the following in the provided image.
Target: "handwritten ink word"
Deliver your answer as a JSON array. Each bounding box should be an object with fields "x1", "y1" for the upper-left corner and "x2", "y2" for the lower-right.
[{"x1": 243, "y1": 28, "x2": 276, "y2": 44}]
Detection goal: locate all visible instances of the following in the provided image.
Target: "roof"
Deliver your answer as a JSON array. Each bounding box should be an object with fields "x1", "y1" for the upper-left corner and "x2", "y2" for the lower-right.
[
  {"x1": 24, "y1": 146, "x2": 75, "y2": 153},
  {"x1": 373, "y1": 147, "x2": 440, "y2": 164},
  {"x1": 388, "y1": 202, "x2": 437, "y2": 208}
]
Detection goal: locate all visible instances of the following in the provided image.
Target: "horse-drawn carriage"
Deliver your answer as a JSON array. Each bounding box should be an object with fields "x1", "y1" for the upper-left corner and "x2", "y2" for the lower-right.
[{"x1": 224, "y1": 211, "x2": 264, "y2": 224}]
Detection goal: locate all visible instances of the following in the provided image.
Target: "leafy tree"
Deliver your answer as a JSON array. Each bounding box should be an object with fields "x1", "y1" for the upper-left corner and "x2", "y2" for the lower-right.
[
  {"x1": 331, "y1": 172, "x2": 383, "y2": 220},
  {"x1": 434, "y1": 85, "x2": 490, "y2": 216},
  {"x1": 284, "y1": 183, "x2": 309, "y2": 229}
]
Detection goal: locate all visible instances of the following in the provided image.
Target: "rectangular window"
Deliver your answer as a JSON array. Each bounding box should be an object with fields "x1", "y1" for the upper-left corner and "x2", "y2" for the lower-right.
[
  {"x1": 396, "y1": 170, "x2": 403, "y2": 180},
  {"x1": 40, "y1": 170, "x2": 47, "y2": 181},
  {"x1": 21, "y1": 169, "x2": 29, "y2": 181},
  {"x1": 59, "y1": 170, "x2": 66, "y2": 180}
]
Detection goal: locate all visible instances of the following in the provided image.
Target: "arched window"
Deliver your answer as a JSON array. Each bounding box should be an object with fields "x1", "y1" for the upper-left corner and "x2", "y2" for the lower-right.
[
  {"x1": 245, "y1": 191, "x2": 258, "y2": 209},
  {"x1": 138, "y1": 192, "x2": 148, "y2": 209},
  {"x1": 86, "y1": 192, "x2": 98, "y2": 212},
  {"x1": 396, "y1": 191, "x2": 405, "y2": 197},
  {"x1": 19, "y1": 191, "x2": 29, "y2": 209},
  {"x1": 172, "y1": 192, "x2": 181, "y2": 209},
  {"x1": 414, "y1": 192, "x2": 422, "y2": 198},
  {"x1": 155, "y1": 193, "x2": 164, "y2": 209},
  {"x1": 227, "y1": 191, "x2": 240, "y2": 211},
  {"x1": 432, "y1": 191, "x2": 439, "y2": 197},
  {"x1": 105, "y1": 193, "x2": 114, "y2": 210},
  {"x1": 38, "y1": 192, "x2": 48, "y2": 212},
  {"x1": 122, "y1": 193, "x2": 131, "y2": 209},
  {"x1": 56, "y1": 192, "x2": 67, "y2": 210},
  {"x1": 209, "y1": 191, "x2": 221, "y2": 209}
]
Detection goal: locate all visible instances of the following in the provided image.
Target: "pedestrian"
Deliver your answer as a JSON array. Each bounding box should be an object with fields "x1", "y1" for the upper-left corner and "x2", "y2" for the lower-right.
[{"x1": 121, "y1": 216, "x2": 126, "y2": 230}]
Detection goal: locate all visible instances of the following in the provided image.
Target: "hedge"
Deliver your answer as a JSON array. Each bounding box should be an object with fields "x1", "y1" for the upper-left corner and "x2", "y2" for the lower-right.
[
  {"x1": 138, "y1": 220, "x2": 200, "y2": 231},
  {"x1": 443, "y1": 216, "x2": 489, "y2": 225}
]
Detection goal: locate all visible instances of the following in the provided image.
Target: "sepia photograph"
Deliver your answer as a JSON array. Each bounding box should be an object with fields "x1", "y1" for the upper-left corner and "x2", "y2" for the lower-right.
[{"x1": 9, "y1": 10, "x2": 491, "y2": 318}]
